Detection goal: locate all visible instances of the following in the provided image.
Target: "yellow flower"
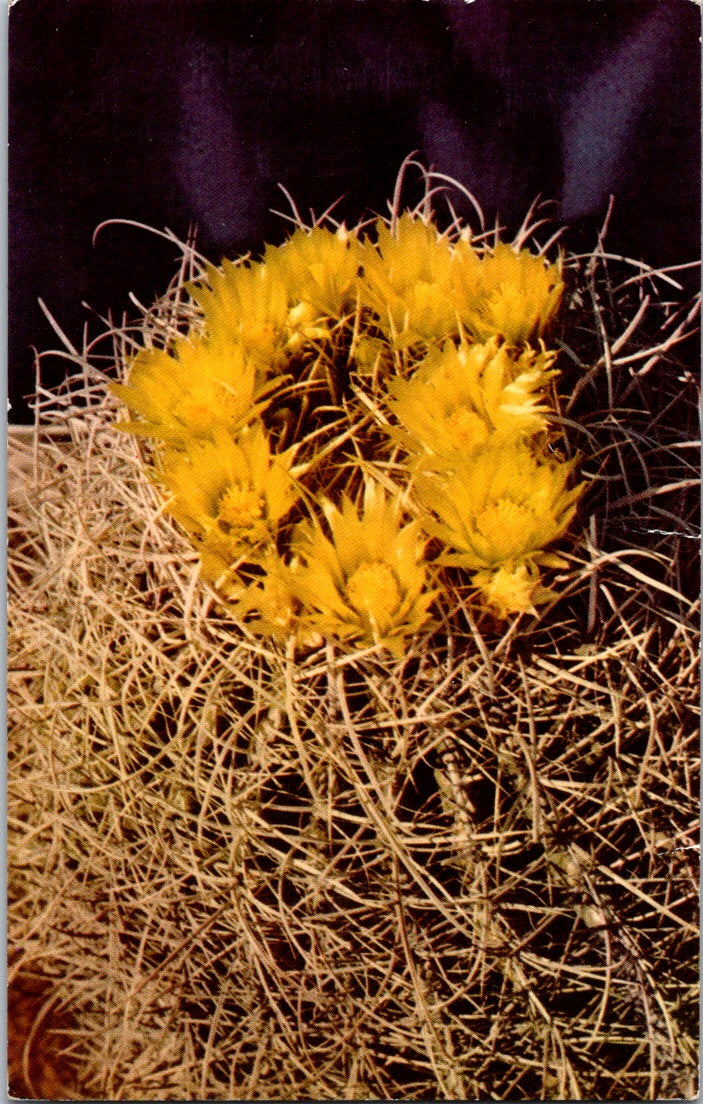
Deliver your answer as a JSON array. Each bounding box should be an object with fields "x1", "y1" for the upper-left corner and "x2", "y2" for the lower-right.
[
  {"x1": 156, "y1": 423, "x2": 299, "y2": 581},
  {"x1": 187, "y1": 258, "x2": 290, "y2": 369},
  {"x1": 264, "y1": 225, "x2": 363, "y2": 323},
  {"x1": 387, "y1": 337, "x2": 556, "y2": 457},
  {"x1": 472, "y1": 561, "x2": 556, "y2": 618},
  {"x1": 231, "y1": 554, "x2": 300, "y2": 639},
  {"x1": 358, "y1": 214, "x2": 466, "y2": 348},
  {"x1": 462, "y1": 243, "x2": 563, "y2": 346},
  {"x1": 228, "y1": 553, "x2": 324, "y2": 648},
  {"x1": 290, "y1": 481, "x2": 435, "y2": 656},
  {"x1": 112, "y1": 333, "x2": 275, "y2": 444},
  {"x1": 415, "y1": 441, "x2": 582, "y2": 572}
]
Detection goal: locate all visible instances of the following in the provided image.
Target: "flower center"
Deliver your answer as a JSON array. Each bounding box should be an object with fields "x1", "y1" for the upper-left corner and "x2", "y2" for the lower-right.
[
  {"x1": 217, "y1": 484, "x2": 265, "y2": 529},
  {"x1": 176, "y1": 384, "x2": 248, "y2": 432},
  {"x1": 346, "y1": 561, "x2": 401, "y2": 626},
  {"x1": 475, "y1": 498, "x2": 536, "y2": 558},
  {"x1": 176, "y1": 399, "x2": 216, "y2": 432},
  {"x1": 446, "y1": 406, "x2": 490, "y2": 448}
]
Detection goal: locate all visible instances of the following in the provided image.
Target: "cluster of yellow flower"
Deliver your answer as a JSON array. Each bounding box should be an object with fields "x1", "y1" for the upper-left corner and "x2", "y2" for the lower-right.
[{"x1": 113, "y1": 214, "x2": 583, "y2": 655}]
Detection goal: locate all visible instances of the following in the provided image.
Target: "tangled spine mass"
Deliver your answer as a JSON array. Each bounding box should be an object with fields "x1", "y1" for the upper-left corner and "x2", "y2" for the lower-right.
[{"x1": 112, "y1": 212, "x2": 584, "y2": 654}]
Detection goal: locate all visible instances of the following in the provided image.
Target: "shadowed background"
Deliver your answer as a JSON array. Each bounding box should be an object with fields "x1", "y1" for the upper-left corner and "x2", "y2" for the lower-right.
[{"x1": 9, "y1": 0, "x2": 700, "y2": 422}]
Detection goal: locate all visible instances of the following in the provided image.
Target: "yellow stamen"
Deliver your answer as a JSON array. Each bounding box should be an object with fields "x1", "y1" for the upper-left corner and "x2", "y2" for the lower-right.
[{"x1": 217, "y1": 485, "x2": 265, "y2": 528}]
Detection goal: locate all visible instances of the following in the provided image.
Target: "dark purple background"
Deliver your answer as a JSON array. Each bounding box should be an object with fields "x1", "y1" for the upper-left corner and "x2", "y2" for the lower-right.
[{"x1": 9, "y1": 0, "x2": 701, "y2": 422}]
